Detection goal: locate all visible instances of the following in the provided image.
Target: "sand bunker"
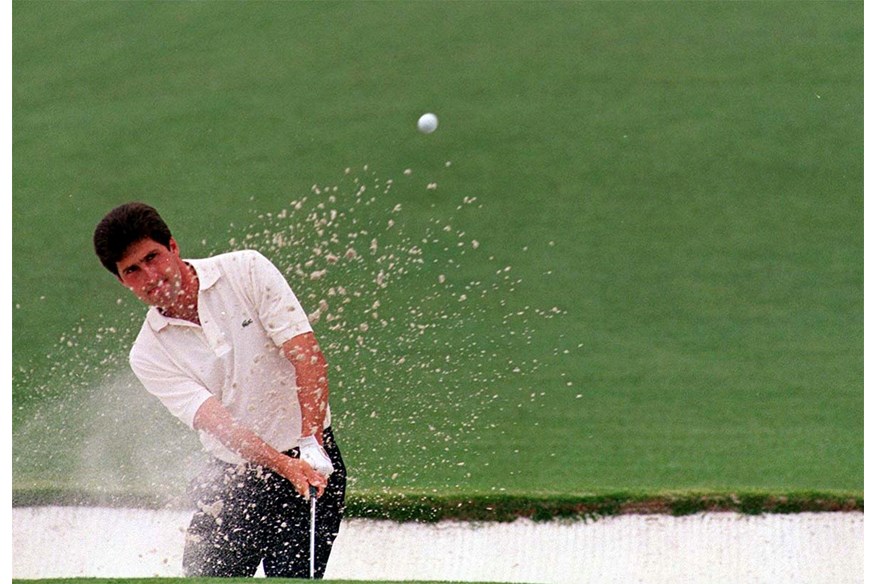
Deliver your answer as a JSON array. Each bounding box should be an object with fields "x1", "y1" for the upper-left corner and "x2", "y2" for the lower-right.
[{"x1": 13, "y1": 507, "x2": 862, "y2": 583}]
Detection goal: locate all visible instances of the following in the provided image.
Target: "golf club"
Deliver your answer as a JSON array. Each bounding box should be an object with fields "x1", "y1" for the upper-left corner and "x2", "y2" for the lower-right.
[{"x1": 309, "y1": 485, "x2": 318, "y2": 579}]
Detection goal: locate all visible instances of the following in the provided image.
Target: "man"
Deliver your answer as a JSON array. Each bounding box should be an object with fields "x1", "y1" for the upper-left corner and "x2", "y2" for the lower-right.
[{"x1": 93, "y1": 202, "x2": 346, "y2": 578}]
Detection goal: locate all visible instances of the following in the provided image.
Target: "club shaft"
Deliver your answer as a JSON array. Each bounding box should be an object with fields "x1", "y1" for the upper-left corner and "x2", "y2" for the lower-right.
[{"x1": 309, "y1": 486, "x2": 317, "y2": 579}]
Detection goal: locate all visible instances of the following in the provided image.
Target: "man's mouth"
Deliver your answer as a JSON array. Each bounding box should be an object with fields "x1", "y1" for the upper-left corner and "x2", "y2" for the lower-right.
[{"x1": 146, "y1": 281, "x2": 167, "y2": 297}]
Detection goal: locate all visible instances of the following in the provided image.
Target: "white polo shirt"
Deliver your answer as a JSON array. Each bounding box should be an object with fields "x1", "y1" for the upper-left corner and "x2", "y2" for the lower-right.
[{"x1": 129, "y1": 249, "x2": 330, "y2": 464}]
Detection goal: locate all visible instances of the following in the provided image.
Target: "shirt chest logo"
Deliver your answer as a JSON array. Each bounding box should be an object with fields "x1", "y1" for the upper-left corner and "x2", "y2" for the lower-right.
[{"x1": 241, "y1": 318, "x2": 254, "y2": 328}]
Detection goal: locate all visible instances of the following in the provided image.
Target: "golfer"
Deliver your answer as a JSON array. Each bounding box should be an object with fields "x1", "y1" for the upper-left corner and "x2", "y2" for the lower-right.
[{"x1": 93, "y1": 202, "x2": 346, "y2": 578}]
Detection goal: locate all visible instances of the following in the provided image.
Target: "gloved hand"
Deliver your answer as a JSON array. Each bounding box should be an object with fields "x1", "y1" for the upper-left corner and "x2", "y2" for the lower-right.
[{"x1": 298, "y1": 435, "x2": 334, "y2": 477}]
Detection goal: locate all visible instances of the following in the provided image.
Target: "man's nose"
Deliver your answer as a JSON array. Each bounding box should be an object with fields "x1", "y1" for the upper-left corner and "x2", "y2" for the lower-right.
[{"x1": 142, "y1": 263, "x2": 162, "y2": 282}]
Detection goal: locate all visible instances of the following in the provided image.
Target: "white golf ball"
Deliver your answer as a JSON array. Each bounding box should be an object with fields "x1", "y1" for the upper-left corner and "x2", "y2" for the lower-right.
[{"x1": 417, "y1": 113, "x2": 438, "y2": 134}]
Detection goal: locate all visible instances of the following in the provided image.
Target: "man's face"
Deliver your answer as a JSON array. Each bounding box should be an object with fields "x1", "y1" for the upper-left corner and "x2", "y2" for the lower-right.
[{"x1": 116, "y1": 238, "x2": 186, "y2": 308}]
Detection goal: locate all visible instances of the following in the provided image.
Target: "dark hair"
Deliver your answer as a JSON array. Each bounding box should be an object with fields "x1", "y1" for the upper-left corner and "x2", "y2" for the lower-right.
[{"x1": 93, "y1": 202, "x2": 173, "y2": 276}]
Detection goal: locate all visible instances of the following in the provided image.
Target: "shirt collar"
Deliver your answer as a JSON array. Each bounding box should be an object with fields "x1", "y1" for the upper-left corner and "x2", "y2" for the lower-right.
[
  {"x1": 187, "y1": 257, "x2": 221, "y2": 291},
  {"x1": 145, "y1": 258, "x2": 221, "y2": 332}
]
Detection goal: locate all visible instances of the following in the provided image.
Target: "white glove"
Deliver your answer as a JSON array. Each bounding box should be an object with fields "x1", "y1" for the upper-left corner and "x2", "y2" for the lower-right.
[{"x1": 298, "y1": 435, "x2": 334, "y2": 477}]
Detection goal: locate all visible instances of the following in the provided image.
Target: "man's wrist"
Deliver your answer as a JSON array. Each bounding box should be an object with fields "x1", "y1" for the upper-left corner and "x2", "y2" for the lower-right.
[{"x1": 299, "y1": 435, "x2": 320, "y2": 446}]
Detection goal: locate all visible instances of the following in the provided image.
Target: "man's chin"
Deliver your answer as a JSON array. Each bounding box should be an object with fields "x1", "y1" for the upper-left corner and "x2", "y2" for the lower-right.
[{"x1": 141, "y1": 290, "x2": 173, "y2": 308}]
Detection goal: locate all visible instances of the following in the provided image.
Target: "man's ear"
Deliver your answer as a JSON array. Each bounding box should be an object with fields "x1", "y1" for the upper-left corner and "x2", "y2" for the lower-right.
[{"x1": 168, "y1": 237, "x2": 180, "y2": 256}]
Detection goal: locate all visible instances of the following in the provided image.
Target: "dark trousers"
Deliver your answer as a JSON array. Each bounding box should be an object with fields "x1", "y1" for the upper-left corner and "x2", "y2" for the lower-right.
[{"x1": 183, "y1": 428, "x2": 346, "y2": 578}]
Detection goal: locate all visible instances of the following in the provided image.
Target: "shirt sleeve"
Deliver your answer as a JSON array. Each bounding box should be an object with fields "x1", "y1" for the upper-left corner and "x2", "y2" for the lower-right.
[
  {"x1": 243, "y1": 250, "x2": 313, "y2": 347},
  {"x1": 130, "y1": 345, "x2": 214, "y2": 430}
]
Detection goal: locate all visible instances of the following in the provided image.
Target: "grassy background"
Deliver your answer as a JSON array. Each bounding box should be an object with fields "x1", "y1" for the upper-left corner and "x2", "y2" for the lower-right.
[{"x1": 12, "y1": 0, "x2": 862, "y2": 506}]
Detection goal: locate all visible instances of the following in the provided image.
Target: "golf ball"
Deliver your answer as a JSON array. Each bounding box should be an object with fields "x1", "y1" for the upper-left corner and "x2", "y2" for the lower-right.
[{"x1": 417, "y1": 113, "x2": 438, "y2": 134}]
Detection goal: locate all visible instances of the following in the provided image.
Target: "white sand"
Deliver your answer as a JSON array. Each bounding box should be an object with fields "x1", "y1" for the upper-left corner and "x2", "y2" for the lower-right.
[{"x1": 12, "y1": 507, "x2": 863, "y2": 583}]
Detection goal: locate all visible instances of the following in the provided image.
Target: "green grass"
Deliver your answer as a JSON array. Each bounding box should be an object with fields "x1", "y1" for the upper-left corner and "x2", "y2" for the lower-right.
[
  {"x1": 12, "y1": 0, "x2": 862, "y2": 509},
  {"x1": 12, "y1": 487, "x2": 862, "y2": 523}
]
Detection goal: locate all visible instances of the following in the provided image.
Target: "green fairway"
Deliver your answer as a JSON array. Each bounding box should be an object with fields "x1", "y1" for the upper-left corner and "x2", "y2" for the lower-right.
[{"x1": 12, "y1": 0, "x2": 862, "y2": 507}]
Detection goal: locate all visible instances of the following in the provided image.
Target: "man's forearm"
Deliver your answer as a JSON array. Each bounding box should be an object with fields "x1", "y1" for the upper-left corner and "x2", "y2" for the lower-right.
[
  {"x1": 283, "y1": 333, "x2": 330, "y2": 438},
  {"x1": 193, "y1": 395, "x2": 289, "y2": 469},
  {"x1": 298, "y1": 367, "x2": 328, "y2": 437},
  {"x1": 192, "y1": 396, "x2": 326, "y2": 497}
]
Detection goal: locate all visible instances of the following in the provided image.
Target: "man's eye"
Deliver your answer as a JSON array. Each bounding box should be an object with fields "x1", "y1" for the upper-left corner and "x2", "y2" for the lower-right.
[{"x1": 145, "y1": 253, "x2": 157, "y2": 261}]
